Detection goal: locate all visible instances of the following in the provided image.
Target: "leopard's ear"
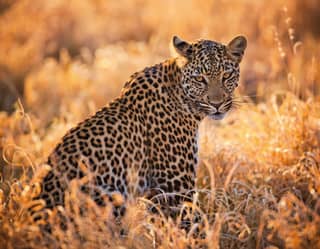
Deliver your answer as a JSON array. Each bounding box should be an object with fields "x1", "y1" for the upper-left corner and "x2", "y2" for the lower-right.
[
  {"x1": 227, "y1": 35, "x2": 247, "y2": 63},
  {"x1": 173, "y1": 36, "x2": 193, "y2": 59}
]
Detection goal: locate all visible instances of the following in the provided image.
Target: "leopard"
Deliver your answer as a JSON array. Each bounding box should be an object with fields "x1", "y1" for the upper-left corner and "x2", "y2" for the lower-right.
[{"x1": 37, "y1": 35, "x2": 247, "y2": 219}]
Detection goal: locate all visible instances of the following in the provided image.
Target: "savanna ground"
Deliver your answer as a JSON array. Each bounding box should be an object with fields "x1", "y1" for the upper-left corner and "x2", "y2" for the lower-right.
[{"x1": 0, "y1": 0, "x2": 320, "y2": 248}]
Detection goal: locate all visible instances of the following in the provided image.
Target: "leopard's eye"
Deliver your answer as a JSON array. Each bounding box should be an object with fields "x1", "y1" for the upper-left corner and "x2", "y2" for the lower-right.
[
  {"x1": 193, "y1": 75, "x2": 206, "y2": 83},
  {"x1": 223, "y1": 72, "x2": 231, "y2": 78}
]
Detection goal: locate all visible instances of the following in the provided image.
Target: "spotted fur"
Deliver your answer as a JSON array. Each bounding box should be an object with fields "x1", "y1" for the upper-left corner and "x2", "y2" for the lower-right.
[{"x1": 38, "y1": 35, "x2": 247, "y2": 214}]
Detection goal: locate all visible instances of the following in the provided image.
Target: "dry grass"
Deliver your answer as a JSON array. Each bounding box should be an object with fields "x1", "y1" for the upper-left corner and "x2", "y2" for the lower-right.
[{"x1": 0, "y1": 0, "x2": 320, "y2": 248}]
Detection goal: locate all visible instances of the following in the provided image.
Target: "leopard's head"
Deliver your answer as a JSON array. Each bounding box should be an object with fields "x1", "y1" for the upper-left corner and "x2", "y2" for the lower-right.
[{"x1": 173, "y1": 35, "x2": 247, "y2": 120}]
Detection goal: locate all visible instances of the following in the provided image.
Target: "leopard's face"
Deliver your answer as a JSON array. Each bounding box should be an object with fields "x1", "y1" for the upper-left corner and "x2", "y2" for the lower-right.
[{"x1": 173, "y1": 36, "x2": 247, "y2": 120}]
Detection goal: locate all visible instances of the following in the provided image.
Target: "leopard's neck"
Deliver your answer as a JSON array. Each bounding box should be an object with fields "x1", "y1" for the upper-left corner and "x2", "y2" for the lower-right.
[
  {"x1": 118, "y1": 58, "x2": 204, "y2": 123},
  {"x1": 161, "y1": 58, "x2": 203, "y2": 122}
]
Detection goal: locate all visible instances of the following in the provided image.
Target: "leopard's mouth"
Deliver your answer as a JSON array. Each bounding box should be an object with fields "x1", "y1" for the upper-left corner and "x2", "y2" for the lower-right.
[{"x1": 197, "y1": 101, "x2": 231, "y2": 120}]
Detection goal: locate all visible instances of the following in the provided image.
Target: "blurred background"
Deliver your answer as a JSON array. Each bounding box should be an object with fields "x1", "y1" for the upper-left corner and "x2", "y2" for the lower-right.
[{"x1": 0, "y1": 0, "x2": 319, "y2": 116}]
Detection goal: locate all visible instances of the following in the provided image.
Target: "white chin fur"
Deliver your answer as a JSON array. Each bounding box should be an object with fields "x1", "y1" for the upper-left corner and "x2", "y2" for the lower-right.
[{"x1": 209, "y1": 113, "x2": 226, "y2": 120}]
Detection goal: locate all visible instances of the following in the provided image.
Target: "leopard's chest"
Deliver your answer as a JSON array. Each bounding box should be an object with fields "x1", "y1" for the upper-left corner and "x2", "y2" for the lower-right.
[{"x1": 144, "y1": 109, "x2": 199, "y2": 177}]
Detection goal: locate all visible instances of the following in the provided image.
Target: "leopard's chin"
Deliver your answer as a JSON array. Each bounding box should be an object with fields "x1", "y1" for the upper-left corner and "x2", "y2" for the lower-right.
[{"x1": 209, "y1": 113, "x2": 226, "y2": 120}]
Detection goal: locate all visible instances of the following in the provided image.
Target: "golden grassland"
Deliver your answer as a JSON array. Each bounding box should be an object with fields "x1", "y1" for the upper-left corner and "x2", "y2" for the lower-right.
[{"x1": 0, "y1": 0, "x2": 320, "y2": 248}]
